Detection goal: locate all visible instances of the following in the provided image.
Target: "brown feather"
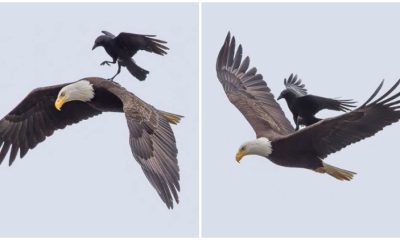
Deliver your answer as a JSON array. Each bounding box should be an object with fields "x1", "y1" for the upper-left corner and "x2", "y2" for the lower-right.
[
  {"x1": 216, "y1": 32, "x2": 294, "y2": 140},
  {"x1": 0, "y1": 77, "x2": 181, "y2": 208}
]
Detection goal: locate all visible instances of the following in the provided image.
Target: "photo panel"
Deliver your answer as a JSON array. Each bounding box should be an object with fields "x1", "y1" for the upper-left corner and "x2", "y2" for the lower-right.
[
  {"x1": 0, "y1": 2, "x2": 198, "y2": 237},
  {"x1": 203, "y1": 3, "x2": 400, "y2": 237}
]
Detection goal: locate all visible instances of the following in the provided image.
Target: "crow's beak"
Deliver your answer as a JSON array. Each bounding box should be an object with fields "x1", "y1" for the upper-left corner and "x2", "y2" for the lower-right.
[
  {"x1": 92, "y1": 44, "x2": 98, "y2": 50},
  {"x1": 277, "y1": 95, "x2": 283, "y2": 100}
]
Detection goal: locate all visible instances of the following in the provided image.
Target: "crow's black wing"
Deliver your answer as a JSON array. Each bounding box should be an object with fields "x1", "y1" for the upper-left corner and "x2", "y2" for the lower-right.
[
  {"x1": 114, "y1": 32, "x2": 169, "y2": 56},
  {"x1": 297, "y1": 94, "x2": 356, "y2": 115},
  {"x1": 101, "y1": 30, "x2": 116, "y2": 38},
  {"x1": 284, "y1": 73, "x2": 308, "y2": 97}
]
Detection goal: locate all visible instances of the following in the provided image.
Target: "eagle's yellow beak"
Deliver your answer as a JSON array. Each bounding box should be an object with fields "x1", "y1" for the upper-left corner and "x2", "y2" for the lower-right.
[
  {"x1": 55, "y1": 96, "x2": 66, "y2": 111},
  {"x1": 236, "y1": 149, "x2": 246, "y2": 163}
]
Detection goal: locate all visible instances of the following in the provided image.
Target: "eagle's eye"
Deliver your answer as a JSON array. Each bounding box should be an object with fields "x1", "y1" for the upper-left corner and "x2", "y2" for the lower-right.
[
  {"x1": 240, "y1": 146, "x2": 245, "y2": 151},
  {"x1": 60, "y1": 92, "x2": 65, "y2": 97}
]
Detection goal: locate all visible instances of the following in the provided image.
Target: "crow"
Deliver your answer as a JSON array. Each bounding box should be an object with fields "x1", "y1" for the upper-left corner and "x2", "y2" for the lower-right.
[
  {"x1": 277, "y1": 74, "x2": 356, "y2": 130},
  {"x1": 92, "y1": 31, "x2": 169, "y2": 81}
]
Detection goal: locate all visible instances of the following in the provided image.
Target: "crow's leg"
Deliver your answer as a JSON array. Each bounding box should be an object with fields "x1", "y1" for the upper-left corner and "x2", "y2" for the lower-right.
[
  {"x1": 100, "y1": 59, "x2": 117, "y2": 66},
  {"x1": 294, "y1": 115, "x2": 300, "y2": 131},
  {"x1": 109, "y1": 61, "x2": 122, "y2": 81}
]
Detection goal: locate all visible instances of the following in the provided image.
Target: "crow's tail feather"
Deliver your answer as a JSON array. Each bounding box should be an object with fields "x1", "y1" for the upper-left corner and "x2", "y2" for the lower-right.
[{"x1": 122, "y1": 59, "x2": 149, "y2": 81}]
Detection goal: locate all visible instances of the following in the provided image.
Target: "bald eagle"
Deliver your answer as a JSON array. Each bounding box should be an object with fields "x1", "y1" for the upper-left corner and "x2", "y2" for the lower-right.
[
  {"x1": 0, "y1": 77, "x2": 182, "y2": 208},
  {"x1": 277, "y1": 73, "x2": 356, "y2": 130},
  {"x1": 216, "y1": 33, "x2": 400, "y2": 181}
]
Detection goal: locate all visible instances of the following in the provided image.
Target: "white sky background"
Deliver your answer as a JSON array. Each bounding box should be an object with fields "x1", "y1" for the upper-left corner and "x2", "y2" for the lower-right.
[
  {"x1": 0, "y1": 3, "x2": 198, "y2": 237},
  {"x1": 203, "y1": 3, "x2": 400, "y2": 237}
]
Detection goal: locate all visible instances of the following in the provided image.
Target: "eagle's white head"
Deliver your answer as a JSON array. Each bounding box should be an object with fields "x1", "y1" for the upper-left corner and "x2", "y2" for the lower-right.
[
  {"x1": 55, "y1": 80, "x2": 95, "y2": 111},
  {"x1": 236, "y1": 137, "x2": 272, "y2": 163}
]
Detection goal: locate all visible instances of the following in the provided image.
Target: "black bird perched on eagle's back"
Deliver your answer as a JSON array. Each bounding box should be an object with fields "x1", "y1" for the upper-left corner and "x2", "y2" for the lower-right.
[
  {"x1": 217, "y1": 32, "x2": 400, "y2": 181},
  {"x1": 277, "y1": 74, "x2": 356, "y2": 130},
  {"x1": 92, "y1": 31, "x2": 169, "y2": 81}
]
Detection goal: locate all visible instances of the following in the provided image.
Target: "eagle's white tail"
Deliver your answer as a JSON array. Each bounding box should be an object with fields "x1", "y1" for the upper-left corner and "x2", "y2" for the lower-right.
[{"x1": 320, "y1": 163, "x2": 356, "y2": 181}]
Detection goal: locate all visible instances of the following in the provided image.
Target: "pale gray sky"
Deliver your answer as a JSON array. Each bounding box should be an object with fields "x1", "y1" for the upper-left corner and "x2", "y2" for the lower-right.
[
  {"x1": 203, "y1": 3, "x2": 400, "y2": 237},
  {"x1": 3, "y1": 2, "x2": 400, "y2": 238},
  {"x1": 0, "y1": 3, "x2": 198, "y2": 237}
]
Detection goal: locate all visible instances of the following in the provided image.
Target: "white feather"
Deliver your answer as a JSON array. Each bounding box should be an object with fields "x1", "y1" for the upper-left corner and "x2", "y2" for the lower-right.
[
  {"x1": 239, "y1": 137, "x2": 273, "y2": 157},
  {"x1": 58, "y1": 80, "x2": 95, "y2": 103}
]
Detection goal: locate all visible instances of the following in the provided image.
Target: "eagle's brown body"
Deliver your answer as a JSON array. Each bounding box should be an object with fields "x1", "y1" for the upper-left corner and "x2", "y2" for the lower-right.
[{"x1": 0, "y1": 77, "x2": 182, "y2": 208}]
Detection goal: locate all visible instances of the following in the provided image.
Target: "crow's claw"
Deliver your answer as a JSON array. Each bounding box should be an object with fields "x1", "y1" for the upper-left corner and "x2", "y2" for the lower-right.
[{"x1": 100, "y1": 61, "x2": 111, "y2": 66}]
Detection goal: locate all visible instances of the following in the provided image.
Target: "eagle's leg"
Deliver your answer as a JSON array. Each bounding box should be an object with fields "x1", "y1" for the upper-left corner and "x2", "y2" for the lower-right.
[{"x1": 109, "y1": 61, "x2": 122, "y2": 81}]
